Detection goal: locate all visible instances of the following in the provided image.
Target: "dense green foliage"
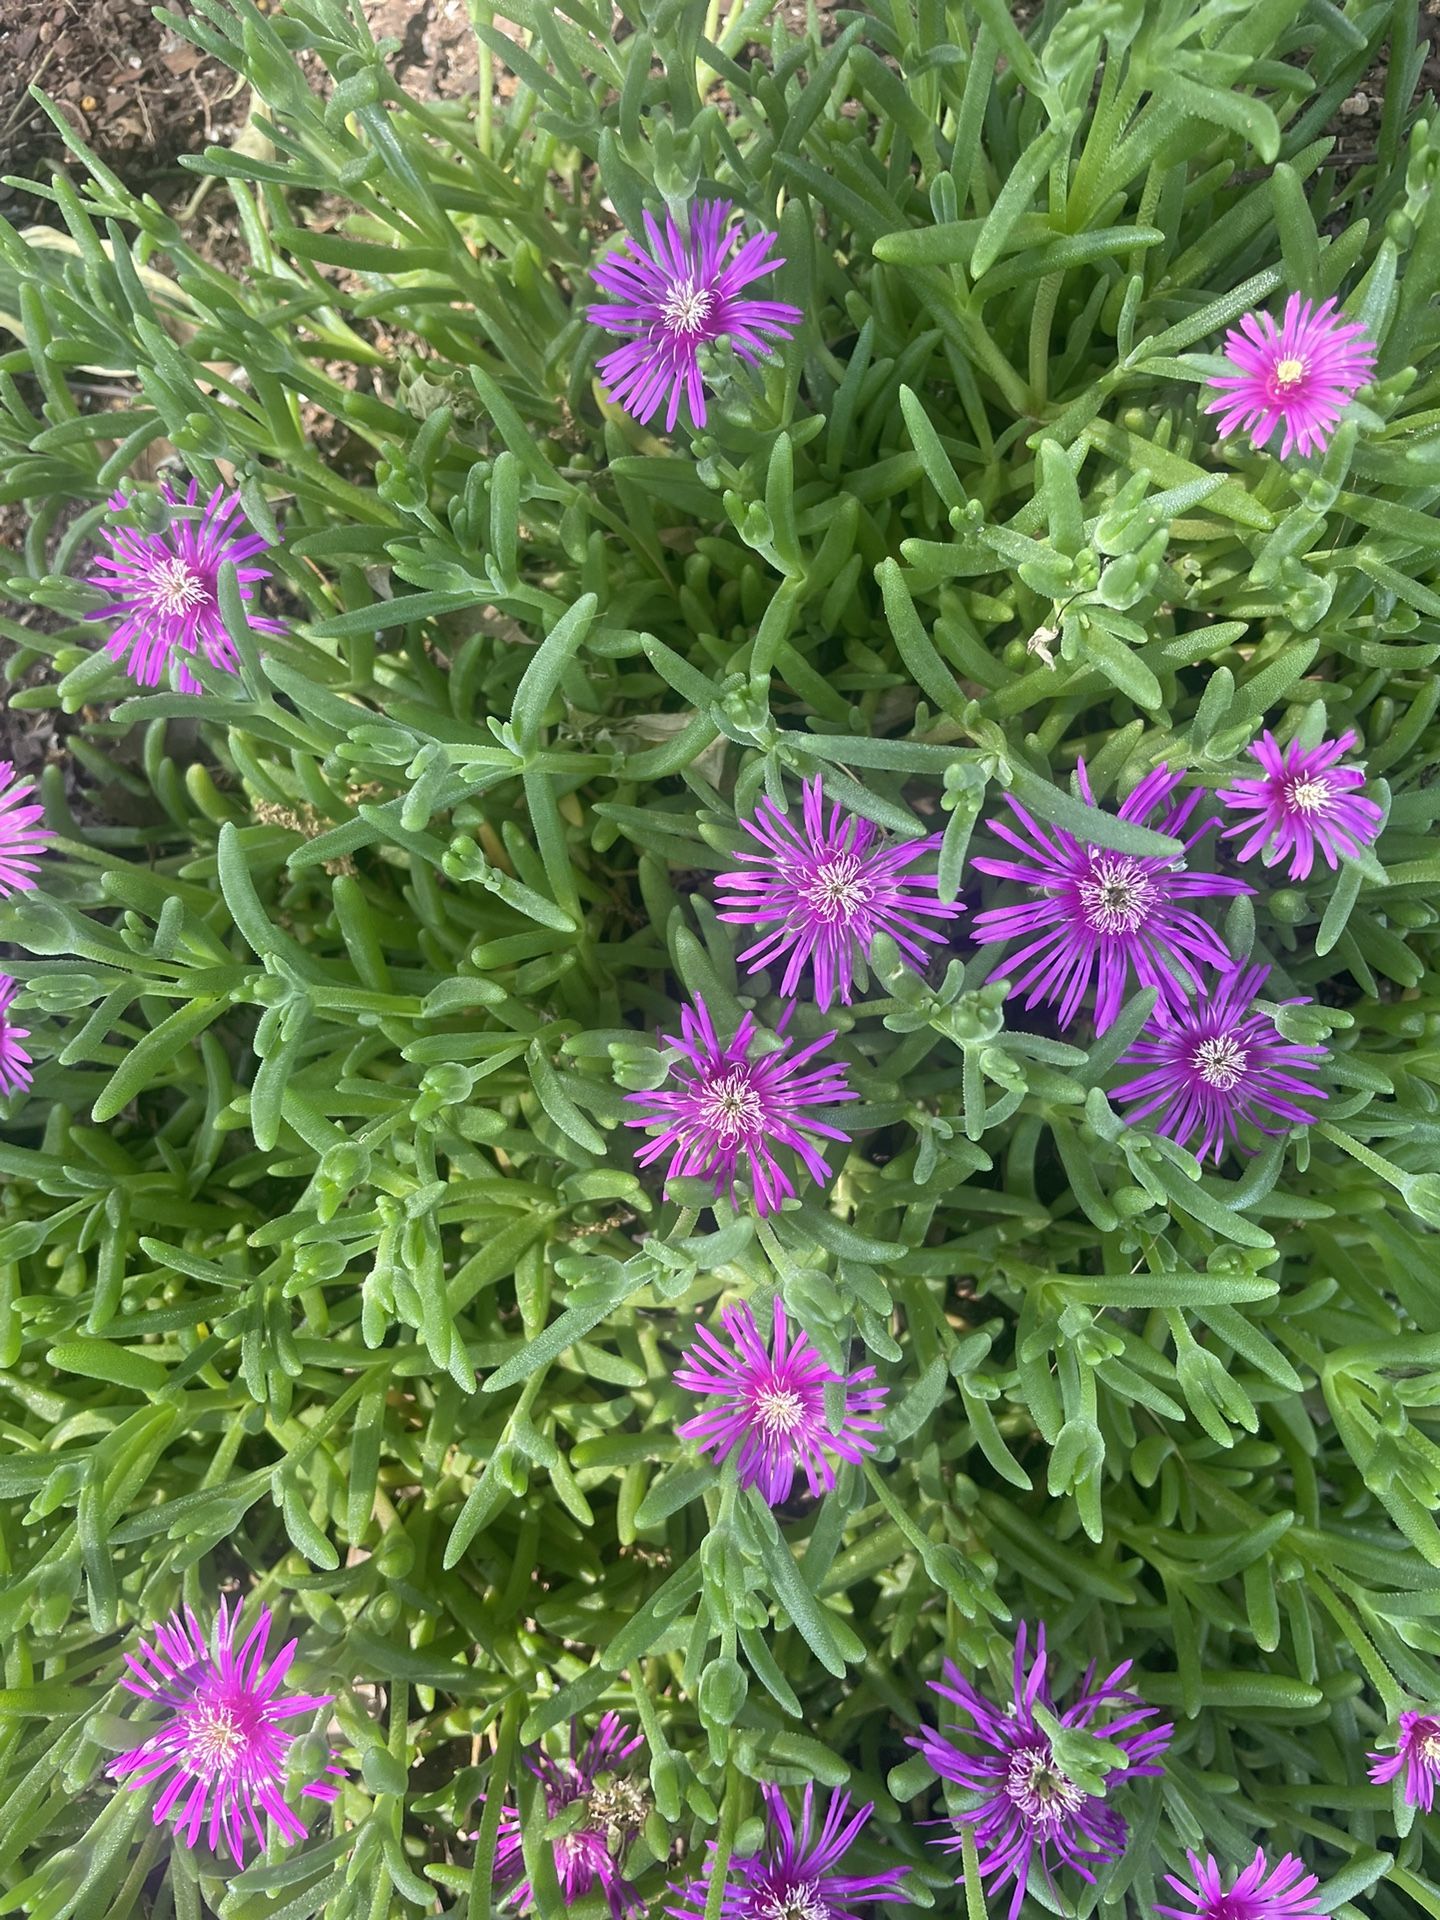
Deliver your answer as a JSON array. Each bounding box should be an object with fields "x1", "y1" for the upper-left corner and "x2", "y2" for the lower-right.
[{"x1": 2, "y1": 0, "x2": 1440, "y2": 1915}]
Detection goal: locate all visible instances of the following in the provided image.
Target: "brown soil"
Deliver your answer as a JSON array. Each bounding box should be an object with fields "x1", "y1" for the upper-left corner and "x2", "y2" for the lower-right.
[
  {"x1": 1325, "y1": 2, "x2": 1440, "y2": 182},
  {"x1": 0, "y1": 0, "x2": 248, "y2": 218},
  {"x1": 0, "y1": 0, "x2": 482, "y2": 225},
  {"x1": 366, "y1": 0, "x2": 480, "y2": 98}
]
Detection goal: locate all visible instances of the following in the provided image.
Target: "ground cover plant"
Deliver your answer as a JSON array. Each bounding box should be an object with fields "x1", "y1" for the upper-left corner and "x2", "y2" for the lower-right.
[{"x1": 1, "y1": 0, "x2": 1439, "y2": 1915}]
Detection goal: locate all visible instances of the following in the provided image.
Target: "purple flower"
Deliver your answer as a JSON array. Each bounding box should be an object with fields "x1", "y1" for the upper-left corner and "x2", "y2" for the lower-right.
[
  {"x1": 910, "y1": 1622, "x2": 1171, "y2": 1920},
  {"x1": 970, "y1": 762, "x2": 1250, "y2": 1032},
  {"x1": 1217, "y1": 729, "x2": 1384, "y2": 883},
  {"x1": 588, "y1": 200, "x2": 803, "y2": 431},
  {"x1": 714, "y1": 776, "x2": 962, "y2": 1011},
  {"x1": 0, "y1": 759, "x2": 53, "y2": 897},
  {"x1": 108, "y1": 1598, "x2": 342, "y2": 1862},
  {"x1": 674, "y1": 1298, "x2": 886, "y2": 1505},
  {"x1": 1113, "y1": 961, "x2": 1327, "y2": 1164},
  {"x1": 1368, "y1": 1710, "x2": 1440, "y2": 1811},
  {"x1": 1157, "y1": 1848, "x2": 1327, "y2": 1920},
  {"x1": 87, "y1": 478, "x2": 283, "y2": 693},
  {"x1": 665, "y1": 1782, "x2": 907, "y2": 1920},
  {"x1": 488, "y1": 1714, "x2": 646, "y2": 1918},
  {"x1": 0, "y1": 975, "x2": 32, "y2": 1097},
  {"x1": 1204, "y1": 293, "x2": 1377, "y2": 459},
  {"x1": 624, "y1": 997, "x2": 854, "y2": 1216}
]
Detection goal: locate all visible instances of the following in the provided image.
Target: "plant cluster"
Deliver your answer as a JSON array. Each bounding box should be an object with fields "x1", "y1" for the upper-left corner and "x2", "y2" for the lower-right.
[{"x1": 1, "y1": 1, "x2": 1440, "y2": 1918}]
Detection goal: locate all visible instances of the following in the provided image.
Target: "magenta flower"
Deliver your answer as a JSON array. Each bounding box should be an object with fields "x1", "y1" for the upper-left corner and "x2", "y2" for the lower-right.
[
  {"x1": 624, "y1": 998, "x2": 854, "y2": 1216},
  {"x1": 971, "y1": 762, "x2": 1250, "y2": 1032},
  {"x1": 0, "y1": 759, "x2": 53, "y2": 897},
  {"x1": 1157, "y1": 1849, "x2": 1327, "y2": 1920},
  {"x1": 1204, "y1": 293, "x2": 1377, "y2": 460},
  {"x1": 588, "y1": 199, "x2": 803, "y2": 431},
  {"x1": 714, "y1": 776, "x2": 962, "y2": 1011},
  {"x1": 0, "y1": 976, "x2": 32, "y2": 1097},
  {"x1": 911, "y1": 1622, "x2": 1171, "y2": 1920},
  {"x1": 1113, "y1": 961, "x2": 1327, "y2": 1164},
  {"x1": 665, "y1": 1783, "x2": 907, "y2": 1920},
  {"x1": 1217, "y1": 729, "x2": 1384, "y2": 883},
  {"x1": 108, "y1": 1598, "x2": 342, "y2": 1862},
  {"x1": 1368, "y1": 1710, "x2": 1440, "y2": 1811},
  {"x1": 487, "y1": 1714, "x2": 646, "y2": 1918},
  {"x1": 675, "y1": 1298, "x2": 886, "y2": 1505},
  {"x1": 87, "y1": 478, "x2": 283, "y2": 693}
]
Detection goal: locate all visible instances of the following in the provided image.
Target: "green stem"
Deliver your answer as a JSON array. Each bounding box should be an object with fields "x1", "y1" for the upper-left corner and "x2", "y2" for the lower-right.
[
  {"x1": 704, "y1": 1765, "x2": 743, "y2": 1920},
  {"x1": 962, "y1": 307, "x2": 1033, "y2": 415},
  {"x1": 471, "y1": 1, "x2": 493, "y2": 159},
  {"x1": 1028, "y1": 272, "x2": 1063, "y2": 406},
  {"x1": 665, "y1": 1207, "x2": 700, "y2": 1242},
  {"x1": 1315, "y1": 1121, "x2": 1412, "y2": 1199}
]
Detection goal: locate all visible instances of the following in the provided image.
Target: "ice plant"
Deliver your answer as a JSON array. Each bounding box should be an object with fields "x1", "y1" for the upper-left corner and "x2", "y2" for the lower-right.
[
  {"x1": 0, "y1": 760, "x2": 52, "y2": 897},
  {"x1": 1203, "y1": 293, "x2": 1377, "y2": 459},
  {"x1": 715, "y1": 776, "x2": 962, "y2": 1010},
  {"x1": 624, "y1": 997, "x2": 854, "y2": 1215},
  {"x1": 1368, "y1": 1710, "x2": 1440, "y2": 1812},
  {"x1": 674, "y1": 1298, "x2": 886, "y2": 1504},
  {"x1": 109, "y1": 1598, "x2": 341, "y2": 1862},
  {"x1": 588, "y1": 199, "x2": 803, "y2": 431},
  {"x1": 666, "y1": 1782, "x2": 907, "y2": 1920},
  {"x1": 910, "y1": 1622, "x2": 1171, "y2": 1920},
  {"x1": 487, "y1": 1714, "x2": 646, "y2": 1918},
  {"x1": 1113, "y1": 962, "x2": 1327, "y2": 1164},
  {"x1": 87, "y1": 478, "x2": 283, "y2": 693},
  {"x1": 1157, "y1": 1848, "x2": 1327, "y2": 1920},
  {"x1": 970, "y1": 761, "x2": 1250, "y2": 1032},
  {"x1": 1217, "y1": 729, "x2": 1384, "y2": 882},
  {"x1": 0, "y1": 976, "x2": 32, "y2": 1097}
]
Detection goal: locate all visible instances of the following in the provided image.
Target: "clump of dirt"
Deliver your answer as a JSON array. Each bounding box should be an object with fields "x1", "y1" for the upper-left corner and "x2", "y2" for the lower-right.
[
  {"x1": 0, "y1": 0, "x2": 248, "y2": 220},
  {"x1": 364, "y1": 0, "x2": 481, "y2": 98}
]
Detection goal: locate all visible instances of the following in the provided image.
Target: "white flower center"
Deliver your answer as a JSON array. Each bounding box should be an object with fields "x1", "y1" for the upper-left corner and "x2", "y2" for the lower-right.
[
  {"x1": 148, "y1": 555, "x2": 208, "y2": 617},
  {"x1": 1272, "y1": 355, "x2": 1306, "y2": 391},
  {"x1": 1194, "y1": 1036, "x2": 1249, "y2": 1091},
  {"x1": 587, "y1": 1778, "x2": 649, "y2": 1832},
  {"x1": 187, "y1": 1702, "x2": 245, "y2": 1773},
  {"x1": 1005, "y1": 1747, "x2": 1086, "y2": 1827},
  {"x1": 700, "y1": 1068, "x2": 763, "y2": 1142},
  {"x1": 753, "y1": 1386, "x2": 807, "y2": 1435},
  {"x1": 801, "y1": 853, "x2": 871, "y2": 923},
  {"x1": 661, "y1": 277, "x2": 715, "y2": 334},
  {"x1": 757, "y1": 1884, "x2": 830, "y2": 1920},
  {"x1": 1077, "y1": 856, "x2": 1157, "y2": 936},
  {"x1": 1284, "y1": 774, "x2": 1332, "y2": 815},
  {"x1": 1417, "y1": 1726, "x2": 1440, "y2": 1766}
]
